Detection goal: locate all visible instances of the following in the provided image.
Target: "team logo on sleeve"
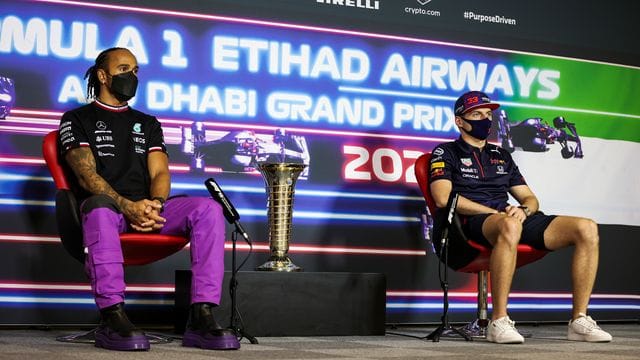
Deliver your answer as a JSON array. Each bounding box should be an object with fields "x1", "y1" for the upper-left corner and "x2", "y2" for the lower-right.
[
  {"x1": 433, "y1": 147, "x2": 444, "y2": 156},
  {"x1": 96, "y1": 121, "x2": 107, "y2": 130}
]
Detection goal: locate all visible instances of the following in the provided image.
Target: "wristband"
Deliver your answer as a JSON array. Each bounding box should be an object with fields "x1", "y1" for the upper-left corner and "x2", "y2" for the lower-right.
[{"x1": 152, "y1": 196, "x2": 165, "y2": 212}]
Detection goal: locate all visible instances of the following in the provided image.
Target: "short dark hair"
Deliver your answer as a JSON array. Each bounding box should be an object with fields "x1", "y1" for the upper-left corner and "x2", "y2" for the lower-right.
[{"x1": 84, "y1": 47, "x2": 127, "y2": 99}]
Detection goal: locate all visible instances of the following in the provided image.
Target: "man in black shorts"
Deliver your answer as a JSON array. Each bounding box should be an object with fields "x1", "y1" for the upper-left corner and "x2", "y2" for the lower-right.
[{"x1": 428, "y1": 91, "x2": 612, "y2": 344}]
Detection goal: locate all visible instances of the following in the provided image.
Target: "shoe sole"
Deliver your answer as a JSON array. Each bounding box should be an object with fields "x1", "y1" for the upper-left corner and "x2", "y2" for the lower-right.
[
  {"x1": 487, "y1": 334, "x2": 524, "y2": 344},
  {"x1": 487, "y1": 338, "x2": 524, "y2": 344},
  {"x1": 95, "y1": 333, "x2": 150, "y2": 351},
  {"x1": 567, "y1": 333, "x2": 612, "y2": 342},
  {"x1": 182, "y1": 331, "x2": 240, "y2": 350}
]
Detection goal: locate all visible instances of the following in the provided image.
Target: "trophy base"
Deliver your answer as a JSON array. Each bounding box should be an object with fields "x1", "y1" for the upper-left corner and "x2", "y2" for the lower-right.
[{"x1": 255, "y1": 257, "x2": 303, "y2": 272}]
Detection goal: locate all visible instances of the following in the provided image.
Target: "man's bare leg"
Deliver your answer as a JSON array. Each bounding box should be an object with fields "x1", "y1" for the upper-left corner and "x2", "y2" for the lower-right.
[
  {"x1": 482, "y1": 215, "x2": 522, "y2": 320},
  {"x1": 543, "y1": 216, "x2": 599, "y2": 319}
]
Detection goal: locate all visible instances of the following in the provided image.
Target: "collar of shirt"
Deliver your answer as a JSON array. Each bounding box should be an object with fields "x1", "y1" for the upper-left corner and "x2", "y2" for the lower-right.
[
  {"x1": 454, "y1": 137, "x2": 502, "y2": 155},
  {"x1": 94, "y1": 99, "x2": 130, "y2": 113}
]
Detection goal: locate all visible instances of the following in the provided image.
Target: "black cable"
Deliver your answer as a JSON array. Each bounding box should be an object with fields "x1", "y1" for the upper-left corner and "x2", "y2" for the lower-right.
[{"x1": 228, "y1": 229, "x2": 258, "y2": 344}]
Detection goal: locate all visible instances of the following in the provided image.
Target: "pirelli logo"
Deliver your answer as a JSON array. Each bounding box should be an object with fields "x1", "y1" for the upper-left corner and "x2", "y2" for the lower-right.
[{"x1": 316, "y1": 0, "x2": 380, "y2": 11}]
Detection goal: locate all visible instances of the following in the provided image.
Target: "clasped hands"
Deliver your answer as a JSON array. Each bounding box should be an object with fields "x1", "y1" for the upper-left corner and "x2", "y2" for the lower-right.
[{"x1": 124, "y1": 199, "x2": 166, "y2": 232}]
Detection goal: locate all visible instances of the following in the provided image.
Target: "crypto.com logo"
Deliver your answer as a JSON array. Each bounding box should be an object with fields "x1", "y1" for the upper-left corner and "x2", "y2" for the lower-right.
[{"x1": 416, "y1": 0, "x2": 432, "y2": 5}]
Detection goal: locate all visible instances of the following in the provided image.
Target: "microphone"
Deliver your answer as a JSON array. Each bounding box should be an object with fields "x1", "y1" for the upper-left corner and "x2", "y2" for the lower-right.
[
  {"x1": 441, "y1": 193, "x2": 459, "y2": 248},
  {"x1": 204, "y1": 178, "x2": 249, "y2": 241},
  {"x1": 446, "y1": 193, "x2": 459, "y2": 226}
]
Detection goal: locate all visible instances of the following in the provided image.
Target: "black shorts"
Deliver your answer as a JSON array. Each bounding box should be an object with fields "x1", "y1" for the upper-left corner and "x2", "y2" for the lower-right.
[
  {"x1": 432, "y1": 211, "x2": 556, "y2": 270},
  {"x1": 461, "y1": 212, "x2": 557, "y2": 251}
]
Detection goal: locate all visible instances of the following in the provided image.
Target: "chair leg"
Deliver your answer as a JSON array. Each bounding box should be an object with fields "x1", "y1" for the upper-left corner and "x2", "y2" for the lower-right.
[
  {"x1": 458, "y1": 270, "x2": 489, "y2": 338},
  {"x1": 477, "y1": 270, "x2": 489, "y2": 328}
]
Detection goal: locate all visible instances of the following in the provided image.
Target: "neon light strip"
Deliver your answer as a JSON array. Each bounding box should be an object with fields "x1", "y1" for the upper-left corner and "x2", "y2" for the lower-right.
[
  {"x1": 0, "y1": 199, "x2": 54, "y2": 206},
  {"x1": 0, "y1": 296, "x2": 170, "y2": 305},
  {"x1": 387, "y1": 303, "x2": 476, "y2": 310},
  {"x1": 387, "y1": 291, "x2": 640, "y2": 300},
  {"x1": 281, "y1": 244, "x2": 424, "y2": 256},
  {"x1": 340, "y1": 86, "x2": 640, "y2": 120},
  {"x1": 2, "y1": 297, "x2": 635, "y2": 310},
  {"x1": 0, "y1": 125, "x2": 51, "y2": 134},
  {"x1": 0, "y1": 282, "x2": 174, "y2": 292},
  {"x1": 196, "y1": 120, "x2": 448, "y2": 142},
  {"x1": 9, "y1": 109, "x2": 64, "y2": 117},
  {"x1": 0, "y1": 174, "x2": 425, "y2": 202},
  {"x1": 2, "y1": 282, "x2": 636, "y2": 301},
  {"x1": 0, "y1": 174, "x2": 53, "y2": 182},
  {"x1": 0, "y1": 234, "x2": 60, "y2": 242},
  {"x1": 0, "y1": 197, "x2": 420, "y2": 222},
  {"x1": 3, "y1": 283, "x2": 634, "y2": 301},
  {"x1": 239, "y1": 208, "x2": 420, "y2": 222},
  {"x1": 172, "y1": 183, "x2": 424, "y2": 201},
  {"x1": 168, "y1": 164, "x2": 191, "y2": 172},
  {"x1": 339, "y1": 86, "x2": 459, "y2": 102},
  {"x1": 386, "y1": 303, "x2": 640, "y2": 310},
  {"x1": 3, "y1": 116, "x2": 60, "y2": 125},
  {"x1": 0, "y1": 285, "x2": 635, "y2": 310},
  {"x1": 0, "y1": 234, "x2": 426, "y2": 256},
  {"x1": 0, "y1": 156, "x2": 194, "y2": 173},
  {"x1": 7, "y1": 112, "x2": 453, "y2": 143},
  {"x1": 30, "y1": 0, "x2": 640, "y2": 69},
  {"x1": 0, "y1": 156, "x2": 45, "y2": 165}
]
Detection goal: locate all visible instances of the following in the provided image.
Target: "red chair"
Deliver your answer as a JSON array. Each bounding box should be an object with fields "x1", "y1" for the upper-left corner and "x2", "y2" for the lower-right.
[
  {"x1": 42, "y1": 130, "x2": 189, "y2": 342},
  {"x1": 414, "y1": 152, "x2": 548, "y2": 337}
]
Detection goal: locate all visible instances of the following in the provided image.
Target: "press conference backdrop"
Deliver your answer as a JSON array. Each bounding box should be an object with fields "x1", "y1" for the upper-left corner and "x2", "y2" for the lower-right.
[{"x1": 0, "y1": 0, "x2": 638, "y2": 325}]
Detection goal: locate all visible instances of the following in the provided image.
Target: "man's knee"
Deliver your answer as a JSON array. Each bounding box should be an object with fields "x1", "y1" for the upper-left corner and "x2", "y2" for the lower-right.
[
  {"x1": 81, "y1": 194, "x2": 120, "y2": 215},
  {"x1": 190, "y1": 196, "x2": 217, "y2": 210},
  {"x1": 185, "y1": 197, "x2": 224, "y2": 221},
  {"x1": 493, "y1": 216, "x2": 522, "y2": 246},
  {"x1": 576, "y1": 218, "x2": 599, "y2": 247}
]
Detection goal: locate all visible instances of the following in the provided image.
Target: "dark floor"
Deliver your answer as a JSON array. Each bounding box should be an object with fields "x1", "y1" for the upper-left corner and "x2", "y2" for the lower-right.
[{"x1": 1, "y1": 323, "x2": 639, "y2": 359}]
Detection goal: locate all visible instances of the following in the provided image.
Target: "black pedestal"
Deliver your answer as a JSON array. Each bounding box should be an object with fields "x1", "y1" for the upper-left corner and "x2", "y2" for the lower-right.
[{"x1": 175, "y1": 270, "x2": 386, "y2": 336}]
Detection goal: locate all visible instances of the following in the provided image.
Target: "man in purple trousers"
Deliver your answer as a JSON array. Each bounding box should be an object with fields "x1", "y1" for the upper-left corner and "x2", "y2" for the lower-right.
[{"x1": 59, "y1": 47, "x2": 240, "y2": 351}]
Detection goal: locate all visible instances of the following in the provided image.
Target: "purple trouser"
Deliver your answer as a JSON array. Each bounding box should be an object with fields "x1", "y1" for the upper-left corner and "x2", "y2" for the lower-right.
[{"x1": 81, "y1": 196, "x2": 226, "y2": 309}]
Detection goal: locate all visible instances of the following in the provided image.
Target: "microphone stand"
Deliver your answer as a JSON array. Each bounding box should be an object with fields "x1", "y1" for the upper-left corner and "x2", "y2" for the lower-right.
[
  {"x1": 425, "y1": 194, "x2": 472, "y2": 342},
  {"x1": 229, "y1": 223, "x2": 259, "y2": 344}
]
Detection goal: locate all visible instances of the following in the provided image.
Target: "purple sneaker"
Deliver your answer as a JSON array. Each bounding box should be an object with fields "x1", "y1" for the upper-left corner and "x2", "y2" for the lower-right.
[
  {"x1": 95, "y1": 303, "x2": 150, "y2": 351},
  {"x1": 182, "y1": 303, "x2": 240, "y2": 350}
]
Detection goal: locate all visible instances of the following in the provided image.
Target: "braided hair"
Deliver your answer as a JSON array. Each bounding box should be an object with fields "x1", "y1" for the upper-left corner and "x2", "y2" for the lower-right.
[{"x1": 84, "y1": 47, "x2": 127, "y2": 99}]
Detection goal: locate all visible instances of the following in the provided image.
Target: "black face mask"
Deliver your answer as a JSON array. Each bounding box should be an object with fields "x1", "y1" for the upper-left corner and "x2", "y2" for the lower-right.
[
  {"x1": 108, "y1": 71, "x2": 138, "y2": 102},
  {"x1": 461, "y1": 116, "x2": 492, "y2": 140}
]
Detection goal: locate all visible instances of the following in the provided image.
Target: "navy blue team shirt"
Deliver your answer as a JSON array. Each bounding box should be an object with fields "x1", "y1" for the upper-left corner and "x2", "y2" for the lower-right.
[{"x1": 428, "y1": 138, "x2": 527, "y2": 211}]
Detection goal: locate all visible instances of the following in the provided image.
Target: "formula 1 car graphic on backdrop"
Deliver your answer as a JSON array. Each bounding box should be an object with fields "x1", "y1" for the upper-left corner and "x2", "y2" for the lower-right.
[
  {"x1": 181, "y1": 122, "x2": 310, "y2": 176},
  {"x1": 0, "y1": 76, "x2": 16, "y2": 119},
  {"x1": 496, "y1": 110, "x2": 584, "y2": 159}
]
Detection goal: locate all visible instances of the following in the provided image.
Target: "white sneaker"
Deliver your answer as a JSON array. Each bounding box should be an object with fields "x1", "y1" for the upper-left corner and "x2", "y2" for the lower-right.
[
  {"x1": 568, "y1": 313, "x2": 613, "y2": 342},
  {"x1": 487, "y1": 316, "x2": 525, "y2": 344}
]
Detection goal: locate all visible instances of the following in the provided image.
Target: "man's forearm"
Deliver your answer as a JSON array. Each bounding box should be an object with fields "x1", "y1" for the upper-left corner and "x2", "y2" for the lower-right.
[
  {"x1": 149, "y1": 172, "x2": 171, "y2": 201},
  {"x1": 519, "y1": 196, "x2": 539, "y2": 213},
  {"x1": 65, "y1": 147, "x2": 131, "y2": 211},
  {"x1": 455, "y1": 195, "x2": 501, "y2": 216}
]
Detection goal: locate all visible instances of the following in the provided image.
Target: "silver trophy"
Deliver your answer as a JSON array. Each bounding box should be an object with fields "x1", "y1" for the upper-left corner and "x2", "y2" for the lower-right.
[{"x1": 255, "y1": 162, "x2": 306, "y2": 272}]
